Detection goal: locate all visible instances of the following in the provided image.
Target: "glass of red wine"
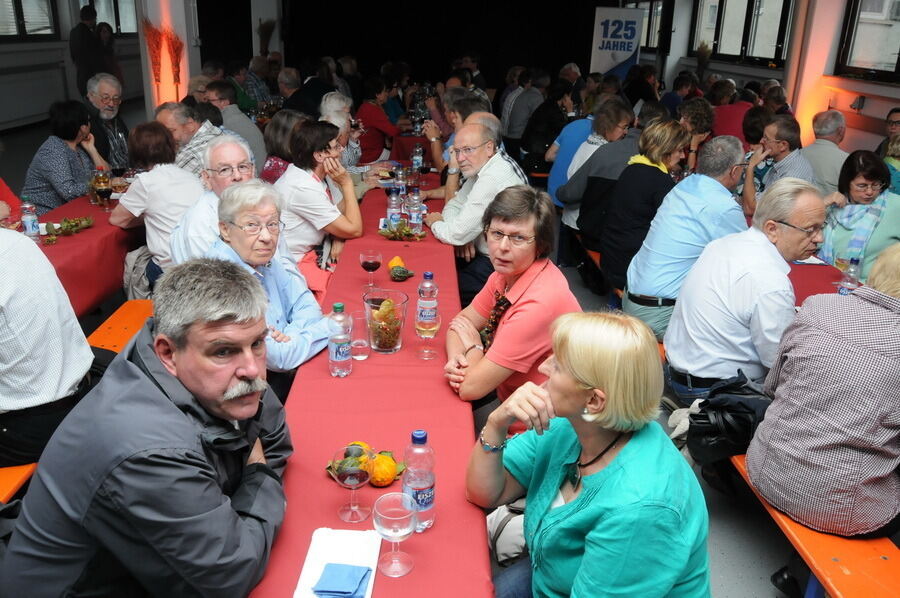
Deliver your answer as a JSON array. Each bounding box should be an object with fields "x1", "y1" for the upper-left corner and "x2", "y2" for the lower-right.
[
  {"x1": 328, "y1": 444, "x2": 375, "y2": 522},
  {"x1": 360, "y1": 249, "x2": 382, "y2": 289}
]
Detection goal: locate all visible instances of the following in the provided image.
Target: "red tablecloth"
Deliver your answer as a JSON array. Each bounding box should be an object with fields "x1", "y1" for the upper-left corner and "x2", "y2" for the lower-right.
[
  {"x1": 789, "y1": 262, "x2": 842, "y2": 304},
  {"x1": 390, "y1": 134, "x2": 435, "y2": 165},
  {"x1": 39, "y1": 196, "x2": 144, "y2": 317},
  {"x1": 251, "y1": 183, "x2": 493, "y2": 598}
]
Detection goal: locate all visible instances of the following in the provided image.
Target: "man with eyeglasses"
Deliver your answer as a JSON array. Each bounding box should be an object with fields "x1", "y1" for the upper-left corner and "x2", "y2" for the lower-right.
[
  {"x1": 171, "y1": 135, "x2": 299, "y2": 283},
  {"x1": 624, "y1": 136, "x2": 749, "y2": 341},
  {"x1": 155, "y1": 102, "x2": 224, "y2": 176},
  {"x1": 663, "y1": 178, "x2": 826, "y2": 406},
  {"x1": 206, "y1": 80, "x2": 267, "y2": 169},
  {"x1": 875, "y1": 107, "x2": 900, "y2": 158},
  {"x1": 84, "y1": 73, "x2": 130, "y2": 170},
  {"x1": 741, "y1": 114, "x2": 817, "y2": 217},
  {"x1": 424, "y1": 123, "x2": 527, "y2": 305}
]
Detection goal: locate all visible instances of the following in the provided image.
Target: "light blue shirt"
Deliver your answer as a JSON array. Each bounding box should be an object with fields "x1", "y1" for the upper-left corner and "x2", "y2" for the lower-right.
[
  {"x1": 442, "y1": 132, "x2": 456, "y2": 164},
  {"x1": 205, "y1": 239, "x2": 330, "y2": 372},
  {"x1": 627, "y1": 174, "x2": 747, "y2": 298},
  {"x1": 547, "y1": 117, "x2": 593, "y2": 207}
]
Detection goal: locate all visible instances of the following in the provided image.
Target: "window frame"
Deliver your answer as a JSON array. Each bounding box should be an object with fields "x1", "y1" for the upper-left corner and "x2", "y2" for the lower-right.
[
  {"x1": 0, "y1": 0, "x2": 61, "y2": 42},
  {"x1": 625, "y1": 1, "x2": 667, "y2": 53},
  {"x1": 79, "y1": 0, "x2": 137, "y2": 37},
  {"x1": 688, "y1": 0, "x2": 794, "y2": 68},
  {"x1": 835, "y1": 0, "x2": 900, "y2": 83}
]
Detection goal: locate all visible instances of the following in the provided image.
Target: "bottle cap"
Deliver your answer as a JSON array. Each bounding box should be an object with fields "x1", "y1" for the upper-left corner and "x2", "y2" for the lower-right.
[
  {"x1": 333, "y1": 302, "x2": 345, "y2": 313},
  {"x1": 849, "y1": 258, "x2": 860, "y2": 265},
  {"x1": 411, "y1": 429, "x2": 427, "y2": 444},
  {"x1": 423, "y1": 272, "x2": 433, "y2": 280}
]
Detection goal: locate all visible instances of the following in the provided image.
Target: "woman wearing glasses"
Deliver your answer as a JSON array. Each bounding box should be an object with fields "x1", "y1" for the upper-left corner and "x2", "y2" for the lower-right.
[
  {"x1": 444, "y1": 186, "x2": 581, "y2": 430},
  {"x1": 109, "y1": 122, "x2": 204, "y2": 287},
  {"x1": 206, "y1": 179, "x2": 330, "y2": 400},
  {"x1": 466, "y1": 311, "x2": 710, "y2": 598},
  {"x1": 820, "y1": 150, "x2": 900, "y2": 282}
]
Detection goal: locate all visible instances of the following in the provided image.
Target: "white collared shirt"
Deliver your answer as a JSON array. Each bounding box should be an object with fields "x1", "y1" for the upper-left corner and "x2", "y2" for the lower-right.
[{"x1": 664, "y1": 227, "x2": 796, "y2": 381}]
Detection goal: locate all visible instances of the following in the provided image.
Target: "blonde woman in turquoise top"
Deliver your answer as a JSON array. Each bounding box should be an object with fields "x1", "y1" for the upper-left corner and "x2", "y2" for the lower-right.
[
  {"x1": 820, "y1": 151, "x2": 900, "y2": 282},
  {"x1": 467, "y1": 312, "x2": 710, "y2": 598}
]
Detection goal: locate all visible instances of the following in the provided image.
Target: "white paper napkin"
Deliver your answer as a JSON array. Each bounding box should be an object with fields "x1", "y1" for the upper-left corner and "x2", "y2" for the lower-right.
[{"x1": 293, "y1": 528, "x2": 382, "y2": 598}]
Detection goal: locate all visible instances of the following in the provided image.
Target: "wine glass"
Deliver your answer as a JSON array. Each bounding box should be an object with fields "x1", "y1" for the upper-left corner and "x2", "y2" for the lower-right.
[
  {"x1": 373, "y1": 492, "x2": 417, "y2": 577},
  {"x1": 328, "y1": 445, "x2": 375, "y2": 523},
  {"x1": 415, "y1": 313, "x2": 442, "y2": 360},
  {"x1": 360, "y1": 250, "x2": 382, "y2": 289}
]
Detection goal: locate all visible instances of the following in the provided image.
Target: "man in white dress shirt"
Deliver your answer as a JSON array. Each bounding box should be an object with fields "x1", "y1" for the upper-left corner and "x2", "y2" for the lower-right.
[
  {"x1": 663, "y1": 177, "x2": 825, "y2": 405},
  {"x1": 0, "y1": 228, "x2": 94, "y2": 465},
  {"x1": 424, "y1": 123, "x2": 527, "y2": 305}
]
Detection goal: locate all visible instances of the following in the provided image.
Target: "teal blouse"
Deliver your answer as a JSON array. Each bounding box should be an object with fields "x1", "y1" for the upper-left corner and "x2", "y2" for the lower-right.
[{"x1": 503, "y1": 419, "x2": 710, "y2": 598}]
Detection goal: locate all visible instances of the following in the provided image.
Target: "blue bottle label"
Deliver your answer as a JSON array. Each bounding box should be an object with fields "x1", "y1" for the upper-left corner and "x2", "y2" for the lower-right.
[
  {"x1": 329, "y1": 340, "x2": 351, "y2": 361},
  {"x1": 417, "y1": 307, "x2": 437, "y2": 321},
  {"x1": 404, "y1": 484, "x2": 434, "y2": 511}
]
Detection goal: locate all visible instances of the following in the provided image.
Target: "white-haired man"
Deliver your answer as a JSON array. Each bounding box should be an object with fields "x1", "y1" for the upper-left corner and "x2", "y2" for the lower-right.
[
  {"x1": 800, "y1": 109, "x2": 849, "y2": 196},
  {"x1": 0, "y1": 259, "x2": 292, "y2": 596},
  {"x1": 155, "y1": 102, "x2": 223, "y2": 176},
  {"x1": 424, "y1": 122, "x2": 527, "y2": 305},
  {"x1": 84, "y1": 72, "x2": 129, "y2": 169},
  {"x1": 663, "y1": 177, "x2": 825, "y2": 405}
]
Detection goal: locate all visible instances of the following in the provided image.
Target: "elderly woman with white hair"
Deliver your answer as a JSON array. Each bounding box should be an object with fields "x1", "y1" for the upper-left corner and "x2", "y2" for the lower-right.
[
  {"x1": 205, "y1": 179, "x2": 331, "y2": 400},
  {"x1": 467, "y1": 311, "x2": 710, "y2": 598}
]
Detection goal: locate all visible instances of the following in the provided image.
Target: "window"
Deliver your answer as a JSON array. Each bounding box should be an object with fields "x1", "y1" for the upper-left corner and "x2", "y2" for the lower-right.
[
  {"x1": 836, "y1": 0, "x2": 900, "y2": 82},
  {"x1": 80, "y1": 0, "x2": 137, "y2": 35},
  {"x1": 625, "y1": 1, "x2": 666, "y2": 51},
  {"x1": 690, "y1": 0, "x2": 793, "y2": 67},
  {"x1": 0, "y1": 0, "x2": 59, "y2": 40}
]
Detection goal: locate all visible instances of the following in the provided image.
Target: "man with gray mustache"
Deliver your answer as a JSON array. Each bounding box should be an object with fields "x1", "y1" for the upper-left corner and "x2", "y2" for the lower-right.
[{"x1": 0, "y1": 259, "x2": 293, "y2": 597}]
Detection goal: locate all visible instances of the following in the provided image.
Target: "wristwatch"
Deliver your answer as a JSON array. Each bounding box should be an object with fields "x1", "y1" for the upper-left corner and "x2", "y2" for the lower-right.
[
  {"x1": 429, "y1": 136, "x2": 440, "y2": 143},
  {"x1": 448, "y1": 167, "x2": 461, "y2": 175}
]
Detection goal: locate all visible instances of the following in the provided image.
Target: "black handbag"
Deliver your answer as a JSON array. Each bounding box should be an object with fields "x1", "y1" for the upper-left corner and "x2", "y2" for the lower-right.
[{"x1": 686, "y1": 370, "x2": 772, "y2": 466}]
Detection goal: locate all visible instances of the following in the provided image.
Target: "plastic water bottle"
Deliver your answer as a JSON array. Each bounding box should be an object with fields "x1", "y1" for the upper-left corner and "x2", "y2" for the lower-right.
[
  {"x1": 386, "y1": 191, "x2": 402, "y2": 231},
  {"x1": 416, "y1": 272, "x2": 438, "y2": 325},
  {"x1": 21, "y1": 199, "x2": 39, "y2": 242},
  {"x1": 408, "y1": 192, "x2": 426, "y2": 235},
  {"x1": 402, "y1": 429, "x2": 435, "y2": 532},
  {"x1": 411, "y1": 143, "x2": 424, "y2": 171},
  {"x1": 395, "y1": 168, "x2": 407, "y2": 197},
  {"x1": 328, "y1": 303, "x2": 352, "y2": 377},
  {"x1": 837, "y1": 258, "x2": 861, "y2": 295}
]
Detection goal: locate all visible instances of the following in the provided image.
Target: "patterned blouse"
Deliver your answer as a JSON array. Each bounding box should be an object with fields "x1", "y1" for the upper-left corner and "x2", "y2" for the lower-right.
[
  {"x1": 21, "y1": 136, "x2": 92, "y2": 215},
  {"x1": 260, "y1": 156, "x2": 290, "y2": 184}
]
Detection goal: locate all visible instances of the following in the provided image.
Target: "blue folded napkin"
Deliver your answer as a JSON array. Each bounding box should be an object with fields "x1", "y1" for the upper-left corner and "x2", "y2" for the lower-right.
[{"x1": 312, "y1": 563, "x2": 372, "y2": 598}]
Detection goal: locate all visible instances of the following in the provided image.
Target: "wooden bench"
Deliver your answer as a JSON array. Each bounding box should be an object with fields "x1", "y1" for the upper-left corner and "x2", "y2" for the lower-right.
[
  {"x1": 0, "y1": 463, "x2": 37, "y2": 503},
  {"x1": 86, "y1": 299, "x2": 153, "y2": 353},
  {"x1": 731, "y1": 454, "x2": 900, "y2": 598}
]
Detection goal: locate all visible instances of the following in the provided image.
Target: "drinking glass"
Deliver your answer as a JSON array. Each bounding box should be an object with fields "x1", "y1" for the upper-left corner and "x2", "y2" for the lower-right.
[
  {"x1": 327, "y1": 445, "x2": 375, "y2": 522},
  {"x1": 373, "y1": 492, "x2": 417, "y2": 577},
  {"x1": 350, "y1": 310, "x2": 370, "y2": 360},
  {"x1": 415, "y1": 313, "x2": 442, "y2": 360},
  {"x1": 360, "y1": 249, "x2": 382, "y2": 289}
]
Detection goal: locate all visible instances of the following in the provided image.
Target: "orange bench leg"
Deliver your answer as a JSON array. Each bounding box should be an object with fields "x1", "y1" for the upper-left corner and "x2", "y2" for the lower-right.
[{"x1": 0, "y1": 463, "x2": 37, "y2": 503}]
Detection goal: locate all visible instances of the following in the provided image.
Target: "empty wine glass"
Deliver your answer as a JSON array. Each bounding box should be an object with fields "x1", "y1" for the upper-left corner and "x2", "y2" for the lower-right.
[
  {"x1": 373, "y1": 492, "x2": 417, "y2": 577},
  {"x1": 328, "y1": 445, "x2": 375, "y2": 523},
  {"x1": 359, "y1": 249, "x2": 382, "y2": 289}
]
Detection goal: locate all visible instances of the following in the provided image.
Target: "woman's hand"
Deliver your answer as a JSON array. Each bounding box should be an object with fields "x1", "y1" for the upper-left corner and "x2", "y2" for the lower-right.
[
  {"x1": 425, "y1": 96, "x2": 438, "y2": 111},
  {"x1": 689, "y1": 131, "x2": 709, "y2": 151},
  {"x1": 323, "y1": 157, "x2": 350, "y2": 186},
  {"x1": 80, "y1": 132, "x2": 98, "y2": 152},
  {"x1": 488, "y1": 382, "x2": 555, "y2": 435},
  {"x1": 328, "y1": 238, "x2": 345, "y2": 263},
  {"x1": 422, "y1": 120, "x2": 441, "y2": 140},
  {"x1": 823, "y1": 191, "x2": 848, "y2": 209},
  {"x1": 447, "y1": 146, "x2": 460, "y2": 171},
  {"x1": 269, "y1": 326, "x2": 291, "y2": 343},
  {"x1": 449, "y1": 314, "x2": 481, "y2": 347},
  {"x1": 444, "y1": 353, "x2": 469, "y2": 392},
  {"x1": 747, "y1": 145, "x2": 771, "y2": 169}
]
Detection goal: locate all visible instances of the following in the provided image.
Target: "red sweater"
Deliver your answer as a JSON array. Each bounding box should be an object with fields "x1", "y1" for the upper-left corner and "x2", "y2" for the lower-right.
[
  {"x1": 356, "y1": 101, "x2": 399, "y2": 164},
  {"x1": 712, "y1": 102, "x2": 753, "y2": 150}
]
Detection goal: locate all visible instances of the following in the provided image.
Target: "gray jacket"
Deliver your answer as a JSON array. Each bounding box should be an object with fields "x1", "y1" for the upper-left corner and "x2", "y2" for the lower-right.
[
  {"x1": 0, "y1": 322, "x2": 292, "y2": 598},
  {"x1": 557, "y1": 127, "x2": 641, "y2": 207}
]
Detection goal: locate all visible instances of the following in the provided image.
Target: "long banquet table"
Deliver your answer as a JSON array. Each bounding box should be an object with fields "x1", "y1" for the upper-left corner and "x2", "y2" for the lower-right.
[
  {"x1": 39, "y1": 196, "x2": 144, "y2": 317},
  {"x1": 251, "y1": 180, "x2": 494, "y2": 598}
]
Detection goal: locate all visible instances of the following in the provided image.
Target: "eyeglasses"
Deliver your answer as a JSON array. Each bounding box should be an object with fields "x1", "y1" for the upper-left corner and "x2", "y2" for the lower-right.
[
  {"x1": 886, "y1": 119, "x2": 900, "y2": 127},
  {"x1": 229, "y1": 220, "x2": 284, "y2": 235},
  {"x1": 452, "y1": 141, "x2": 490, "y2": 158},
  {"x1": 852, "y1": 181, "x2": 884, "y2": 192},
  {"x1": 485, "y1": 228, "x2": 536, "y2": 247},
  {"x1": 615, "y1": 122, "x2": 630, "y2": 132},
  {"x1": 206, "y1": 163, "x2": 253, "y2": 177},
  {"x1": 776, "y1": 220, "x2": 824, "y2": 236},
  {"x1": 94, "y1": 94, "x2": 122, "y2": 105}
]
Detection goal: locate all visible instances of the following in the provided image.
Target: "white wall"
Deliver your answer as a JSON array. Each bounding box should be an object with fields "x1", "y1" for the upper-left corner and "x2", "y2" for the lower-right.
[{"x1": 250, "y1": 0, "x2": 282, "y2": 57}]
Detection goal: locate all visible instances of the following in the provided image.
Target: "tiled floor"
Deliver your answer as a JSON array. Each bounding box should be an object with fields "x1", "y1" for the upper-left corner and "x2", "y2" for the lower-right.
[{"x1": 1, "y1": 101, "x2": 794, "y2": 597}]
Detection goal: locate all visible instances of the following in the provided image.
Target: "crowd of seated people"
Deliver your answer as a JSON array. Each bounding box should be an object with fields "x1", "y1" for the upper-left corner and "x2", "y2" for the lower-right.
[{"x1": 5, "y1": 50, "x2": 900, "y2": 598}]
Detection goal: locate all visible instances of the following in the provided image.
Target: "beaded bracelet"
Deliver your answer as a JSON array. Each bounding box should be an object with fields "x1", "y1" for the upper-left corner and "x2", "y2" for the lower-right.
[{"x1": 479, "y1": 428, "x2": 508, "y2": 453}]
